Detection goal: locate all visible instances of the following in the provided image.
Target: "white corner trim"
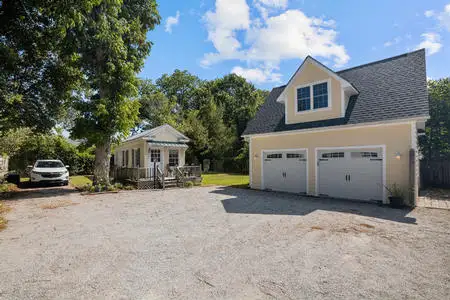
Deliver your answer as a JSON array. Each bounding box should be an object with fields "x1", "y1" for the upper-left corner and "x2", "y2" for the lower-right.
[
  {"x1": 284, "y1": 97, "x2": 288, "y2": 124},
  {"x1": 314, "y1": 145, "x2": 387, "y2": 203},
  {"x1": 341, "y1": 88, "x2": 345, "y2": 117},
  {"x1": 260, "y1": 148, "x2": 308, "y2": 193},
  {"x1": 410, "y1": 121, "x2": 418, "y2": 150}
]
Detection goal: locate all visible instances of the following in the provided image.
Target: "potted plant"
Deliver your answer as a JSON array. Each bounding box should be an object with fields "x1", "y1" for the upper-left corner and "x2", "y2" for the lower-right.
[{"x1": 384, "y1": 183, "x2": 405, "y2": 208}]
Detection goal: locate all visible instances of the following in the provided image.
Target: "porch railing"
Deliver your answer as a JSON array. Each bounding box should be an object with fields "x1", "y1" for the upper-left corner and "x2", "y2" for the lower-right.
[
  {"x1": 113, "y1": 167, "x2": 154, "y2": 181},
  {"x1": 112, "y1": 164, "x2": 201, "y2": 189}
]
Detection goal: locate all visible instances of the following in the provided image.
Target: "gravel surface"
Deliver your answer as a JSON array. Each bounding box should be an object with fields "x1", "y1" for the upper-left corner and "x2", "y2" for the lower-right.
[{"x1": 0, "y1": 186, "x2": 449, "y2": 299}]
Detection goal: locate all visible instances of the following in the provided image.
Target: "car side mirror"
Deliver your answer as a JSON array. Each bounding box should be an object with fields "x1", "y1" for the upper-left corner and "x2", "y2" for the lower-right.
[
  {"x1": 65, "y1": 165, "x2": 70, "y2": 168},
  {"x1": 27, "y1": 165, "x2": 33, "y2": 169}
]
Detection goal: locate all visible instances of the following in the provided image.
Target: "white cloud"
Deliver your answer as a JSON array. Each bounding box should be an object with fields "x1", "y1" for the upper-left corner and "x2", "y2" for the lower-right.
[
  {"x1": 202, "y1": 0, "x2": 250, "y2": 65},
  {"x1": 416, "y1": 32, "x2": 442, "y2": 55},
  {"x1": 383, "y1": 36, "x2": 402, "y2": 47},
  {"x1": 256, "y1": 0, "x2": 289, "y2": 9},
  {"x1": 424, "y1": 10, "x2": 435, "y2": 17},
  {"x1": 232, "y1": 66, "x2": 282, "y2": 83},
  {"x1": 437, "y1": 4, "x2": 450, "y2": 31},
  {"x1": 165, "y1": 11, "x2": 180, "y2": 33},
  {"x1": 202, "y1": 1, "x2": 350, "y2": 83},
  {"x1": 425, "y1": 4, "x2": 450, "y2": 31}
]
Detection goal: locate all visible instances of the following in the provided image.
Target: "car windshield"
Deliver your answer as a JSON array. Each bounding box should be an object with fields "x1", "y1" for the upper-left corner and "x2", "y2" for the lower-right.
[{"x1": 35, "y1": 161, "x2": 64, "y2": 168}]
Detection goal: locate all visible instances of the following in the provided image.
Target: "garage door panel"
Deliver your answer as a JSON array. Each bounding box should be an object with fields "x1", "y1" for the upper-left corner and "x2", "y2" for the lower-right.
[
  {"x1": 318, "y1": 148, "x2": 383, "y2": 201},
  {"x1": 263, "y1": 150, "x2": 307, "y2": 194}
]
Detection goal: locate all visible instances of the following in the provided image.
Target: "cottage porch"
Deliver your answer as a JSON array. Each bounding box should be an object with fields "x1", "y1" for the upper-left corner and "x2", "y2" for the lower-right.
[{"x1": 113, "y1": 165, "x2": 202, "y2": 189}]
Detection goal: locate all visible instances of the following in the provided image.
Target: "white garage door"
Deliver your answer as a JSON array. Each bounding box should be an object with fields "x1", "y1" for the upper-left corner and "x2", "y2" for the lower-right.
[
  {"x1": 317, "y1": 148, "x2": 383, "y2": 201},
  {"x1": 263, "y1": 150, "x2": 307, "y2": 194}
]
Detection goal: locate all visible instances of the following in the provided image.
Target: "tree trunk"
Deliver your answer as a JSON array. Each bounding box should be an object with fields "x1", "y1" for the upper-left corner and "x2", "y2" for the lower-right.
[{"x1": 93, "y1": 139, "x2": 111, "y2": 185}]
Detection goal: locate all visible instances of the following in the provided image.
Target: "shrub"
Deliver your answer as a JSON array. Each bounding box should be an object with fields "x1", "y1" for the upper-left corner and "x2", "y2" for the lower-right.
[
  {"x1": 0, "y1": 183, "x2": 18, "y2": 199},
  {"x1": 123, "y1": 185, "x2": 134, "y2": 190},
  {"x1": 184, "y1": 181, "x2": 194, "y2": 188}
]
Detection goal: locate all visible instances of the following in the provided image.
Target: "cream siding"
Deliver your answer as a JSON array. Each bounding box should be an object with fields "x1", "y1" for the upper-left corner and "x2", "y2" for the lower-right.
[
  {"x1": 114, "y1": 127, "x2": 188, "y2": 170},
  {"x1": 286, "y1": 60, "x2": 343, "y2": 124},
  {"x1": 115, "y1": 139, "x2": 146, "y2": 168},
  {"x1": 250, "y1": 123, "x2": 414, "y2": 203}
]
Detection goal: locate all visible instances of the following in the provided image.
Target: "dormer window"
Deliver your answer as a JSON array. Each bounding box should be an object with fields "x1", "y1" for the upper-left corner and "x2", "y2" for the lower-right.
[{"x1": 296, "y1": 80, "x2": 330, "y2": 113}]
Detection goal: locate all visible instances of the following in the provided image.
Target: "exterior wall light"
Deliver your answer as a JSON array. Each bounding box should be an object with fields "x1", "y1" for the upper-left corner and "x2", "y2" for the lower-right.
[{"x1": 395, "y1": 152, "x2": 401, "y2": 160}]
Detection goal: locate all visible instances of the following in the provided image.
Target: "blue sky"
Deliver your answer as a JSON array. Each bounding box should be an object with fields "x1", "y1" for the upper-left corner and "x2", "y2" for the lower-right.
[{"x1": 140, "y1": 0, "x2": 450, "y2": 90}]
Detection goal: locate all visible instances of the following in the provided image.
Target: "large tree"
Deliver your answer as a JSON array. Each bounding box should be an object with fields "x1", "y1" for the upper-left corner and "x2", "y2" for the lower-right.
[
  {"x1": 420, "y1": 78, "x2": 450, "y2": 160},
  {"x1": 0, "y1": 0, "x2": 86, "y2": 132},
  {"x1": 138, "y1": 79, "x2": 177, "y2": 129},
  {"x1": 67, "y1": 0, "x2": 160, "y2": 184}
]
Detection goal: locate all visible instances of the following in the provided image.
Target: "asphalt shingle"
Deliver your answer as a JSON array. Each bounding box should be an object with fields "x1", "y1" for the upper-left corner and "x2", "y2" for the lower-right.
[{"x1": 243, "y1": 49, "x2": 429, "y2": 136}]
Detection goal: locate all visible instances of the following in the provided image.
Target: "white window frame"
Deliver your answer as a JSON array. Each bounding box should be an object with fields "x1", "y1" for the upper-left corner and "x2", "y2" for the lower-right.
[
  {"x1": 150, "y1": 149, "x2": 161, "y2": 163},
  {"x1": 168, "y1": 149, "x2": 179, "y2": 167},
  {"x1": 295, "y1": 79, "x2": 332, "y2": 115}
]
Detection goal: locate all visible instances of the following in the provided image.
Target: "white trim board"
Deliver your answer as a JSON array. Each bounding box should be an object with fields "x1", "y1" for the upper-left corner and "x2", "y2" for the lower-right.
[
  {"x1": 276, "y1": 56, "x2": 358, "y2": 104},
  {"x1": 260, "y1": 148, "x2": 309, "y2": 194},
  {"x1": 314, "y1": 145, "x2": 387, "y2": 203},
  {"x1": 242, "y1": 117, "x2": 429, "y2": 138}
]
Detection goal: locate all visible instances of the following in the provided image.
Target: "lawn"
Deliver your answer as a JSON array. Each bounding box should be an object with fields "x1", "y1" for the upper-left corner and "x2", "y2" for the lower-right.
[
  {"x1": 70, "y1": 175, "x2": 92, "y2": 189},
  {"x1": 201, "y1": 173, "x2": 249, "y2": 188}
]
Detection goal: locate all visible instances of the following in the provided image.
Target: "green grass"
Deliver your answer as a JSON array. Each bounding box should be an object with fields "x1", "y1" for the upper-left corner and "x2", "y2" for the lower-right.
[
  {"x1": 201, "y1": 173, "x2": 249, "y2": 188},
  {"x1": 70, "y1": 176, "x2": 92, "y2": 189},
  {"x1": 20, "y1": 177, "x2": 30, "y2": 183}
]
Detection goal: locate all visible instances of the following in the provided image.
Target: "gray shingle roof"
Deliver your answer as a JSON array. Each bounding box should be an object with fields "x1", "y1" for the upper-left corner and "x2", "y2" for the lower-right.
[{"x1": 243, "y1": 49, "x2": 429, "y2": 136}]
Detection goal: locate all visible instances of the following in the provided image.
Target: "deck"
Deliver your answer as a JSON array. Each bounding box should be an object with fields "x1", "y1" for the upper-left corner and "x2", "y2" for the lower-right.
[{"x1": 112, "y1": 165, "x2": 202, "y2": 189}]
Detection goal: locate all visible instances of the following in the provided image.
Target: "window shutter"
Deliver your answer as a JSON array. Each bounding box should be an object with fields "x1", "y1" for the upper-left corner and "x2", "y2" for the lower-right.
[{"x1": 136, "y1": 148, "x2": 141, "y2": 167}]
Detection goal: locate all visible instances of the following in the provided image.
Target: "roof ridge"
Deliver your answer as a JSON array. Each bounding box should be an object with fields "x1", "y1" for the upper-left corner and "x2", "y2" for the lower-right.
[{"x1": 337, "y1": 49, "x2": 425, "y2": 74}]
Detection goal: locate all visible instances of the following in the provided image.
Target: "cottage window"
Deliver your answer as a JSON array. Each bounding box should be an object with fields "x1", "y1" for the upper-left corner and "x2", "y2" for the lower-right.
[
  {"x1": 169, "y1": 150, "x2": 179, "y2": 166},
  {"x1": 150, "y1": 149, "x2": 160, "y2": 163},
  {"x1": 135, "y1": 148, "x2": 141, "y2": 167}
]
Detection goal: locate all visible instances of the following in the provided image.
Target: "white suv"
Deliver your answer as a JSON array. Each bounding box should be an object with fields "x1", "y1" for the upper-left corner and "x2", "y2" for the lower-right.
[{"x1": 30, "y1": 160, "x2": 69, "y2": 185}]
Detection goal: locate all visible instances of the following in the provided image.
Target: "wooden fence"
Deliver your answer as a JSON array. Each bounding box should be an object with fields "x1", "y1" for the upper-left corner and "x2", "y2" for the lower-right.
[{"x1": 420, "y1": 160, "x2": 450, "y2": 188}]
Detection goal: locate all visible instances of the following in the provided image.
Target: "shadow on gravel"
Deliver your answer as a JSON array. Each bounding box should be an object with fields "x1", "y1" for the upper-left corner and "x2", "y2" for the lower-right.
[
  {"x1": 212, "y1": 187, "x2": 416, "y2": 224},
  {"x1": 7, "y1": 182, "x2": 78, "y2": 200}
]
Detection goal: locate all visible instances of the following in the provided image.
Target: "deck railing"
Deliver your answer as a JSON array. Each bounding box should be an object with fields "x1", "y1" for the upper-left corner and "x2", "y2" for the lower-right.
[
  {"x1": 113, "y1": 167, "x2": 154, "y2": 181},
  {"x1": 113, "y1": 165, "x2": 201, "y2": 182}
]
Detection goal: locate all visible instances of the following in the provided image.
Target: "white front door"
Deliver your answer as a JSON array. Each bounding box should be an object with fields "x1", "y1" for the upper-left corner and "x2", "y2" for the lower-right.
[
  {"x1": 262, "y1": 150, "x2": 307, "y2": 194},
  {"x1": 317, "y1": 148, "x2": 383, "y2": 201}
]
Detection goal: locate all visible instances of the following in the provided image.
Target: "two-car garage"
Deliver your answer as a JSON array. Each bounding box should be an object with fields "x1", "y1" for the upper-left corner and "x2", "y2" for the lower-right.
[{"x1": 261, "y1": 146, "x2": 384, "y2": 202}]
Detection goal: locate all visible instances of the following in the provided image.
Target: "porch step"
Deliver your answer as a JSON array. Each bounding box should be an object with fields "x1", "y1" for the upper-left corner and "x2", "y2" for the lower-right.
[{"x1": 163, "y1": 178, "x2": 182, "y2": 188}]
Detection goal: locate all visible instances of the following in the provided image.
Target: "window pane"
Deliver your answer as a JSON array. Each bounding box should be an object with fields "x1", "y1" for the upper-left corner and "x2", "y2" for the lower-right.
[
  {"x1": 150, "y1": 149, "x2": 160, "y2": 162},
  {"x1": 297, "y1": 86, "x2": 311, "y2": 111},
  {"x1": 322, "y1": 152, "x2": 344, "y2": 158},
  {"x1": 313, "y1": 82, "x2": 328, "y2": 109},
  {"x1": 286, "y1": 153, "x2": 304, "y2": 158},
  {"x1": 169, "y1": 150, "x2": 179, "y2": 166},
  {"x1": 267, "y1": 153, "x2": 282, "y2": 159}
]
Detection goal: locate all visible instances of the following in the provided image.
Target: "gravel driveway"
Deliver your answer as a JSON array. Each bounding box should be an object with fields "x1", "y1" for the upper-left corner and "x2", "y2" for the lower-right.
[{"x1": 1, "y1": 187, "x2": 449, "y2": 299}]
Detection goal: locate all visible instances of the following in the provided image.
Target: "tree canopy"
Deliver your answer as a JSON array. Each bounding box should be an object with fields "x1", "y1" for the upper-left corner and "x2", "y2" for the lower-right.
[
  {"x1": 420, "y1": 78, "x2": 450, "y2": 160},
  {"x1": 137, "y1": 71, "x2": 268, "y2": 171}
]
